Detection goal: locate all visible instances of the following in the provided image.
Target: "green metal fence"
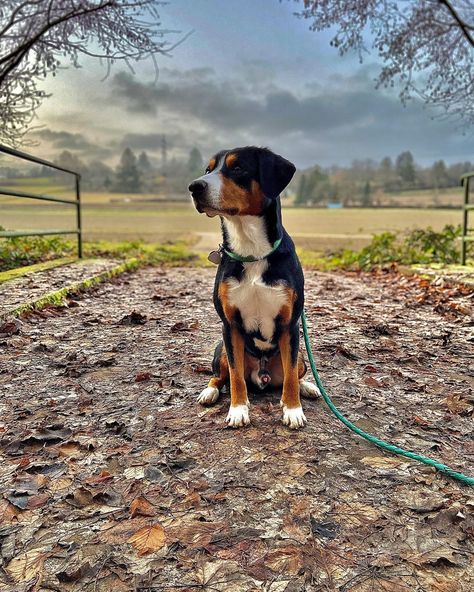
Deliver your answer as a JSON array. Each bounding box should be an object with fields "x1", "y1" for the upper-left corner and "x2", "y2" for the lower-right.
[
  {"x1": 461, "y1": 171, "x2": 474, "y2": 265},
  {"x1": 0, "y1": 144, "x2": 82, "y2": 258}
]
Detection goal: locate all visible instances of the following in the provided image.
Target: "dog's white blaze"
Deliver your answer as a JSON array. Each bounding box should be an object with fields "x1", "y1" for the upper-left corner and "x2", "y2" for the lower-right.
[
  {"x1": 193, "y1": 169, "x2": 222, "y2": 209},
  {"x1": 227, "y1": 260, "x2": 288, "y2": 343},
  {"x1": 223, "y1": 216, "x2": 272, "y2": 259}
]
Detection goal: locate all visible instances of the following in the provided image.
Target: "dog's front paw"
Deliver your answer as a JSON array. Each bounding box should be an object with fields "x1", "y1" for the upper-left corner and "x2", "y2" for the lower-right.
[
  {"x1": 300, "y1": 380, "x2": 321, "y2": 399},
  {"x1": 226, "y1": 404, "x2": 250, "y2": 428},
  {"x1": 281, "y1": 405, "x2": 307, "y2": 429},
  {"x1": 197, "y1": 386, "x2": 220, "y2": 406}
]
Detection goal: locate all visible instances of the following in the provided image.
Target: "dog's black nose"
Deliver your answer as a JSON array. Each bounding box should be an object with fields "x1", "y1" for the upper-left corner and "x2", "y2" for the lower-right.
[{"x1": 188, "y1": 180, "x2": 207, "y2": 196}]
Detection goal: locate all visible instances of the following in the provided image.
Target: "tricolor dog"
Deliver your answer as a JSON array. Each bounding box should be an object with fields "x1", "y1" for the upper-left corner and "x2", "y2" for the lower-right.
[{"x1": 188, "y1": 146, "x2": 319, "y2": 429}]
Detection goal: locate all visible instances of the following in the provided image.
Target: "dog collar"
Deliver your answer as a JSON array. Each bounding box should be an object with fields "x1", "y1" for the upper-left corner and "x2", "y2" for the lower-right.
[{"x1": 208, "y1": 237, "x2": 282, "y2": 264}]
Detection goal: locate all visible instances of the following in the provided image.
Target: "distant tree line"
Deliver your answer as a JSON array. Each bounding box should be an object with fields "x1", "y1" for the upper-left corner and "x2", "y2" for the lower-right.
[
  {"x1": 295, "y1": 151, "x2": 473, "y2": 206},
  {"x1": 0, "y1": 146, "x2": 205, "y2": 195},
  {"x1": 1, "y1": 147, "x2": 471, "y2": 205}
]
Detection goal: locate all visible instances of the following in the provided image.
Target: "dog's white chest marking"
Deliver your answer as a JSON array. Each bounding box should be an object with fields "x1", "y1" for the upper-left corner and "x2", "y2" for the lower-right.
[{"x1": 227, "y1": 260, "x2": 288, "y2": 346}]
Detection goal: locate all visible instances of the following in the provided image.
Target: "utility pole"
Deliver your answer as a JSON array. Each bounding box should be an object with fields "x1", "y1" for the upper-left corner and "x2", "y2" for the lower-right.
[{"x1": 161, "y1": 135, "x2": 167, "y2": 173}]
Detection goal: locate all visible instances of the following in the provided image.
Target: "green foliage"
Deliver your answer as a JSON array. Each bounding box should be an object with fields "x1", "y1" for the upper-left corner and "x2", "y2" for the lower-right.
[
  {"x1": 0, "y1": 230, "x2": 198, "y2": 273},
  {"x1": 0, "y1": 231, "x2": 72, "y2": 271},
  {"x1": 323, "y1": 224, "x2": 470, "y2": 270},
  {"x1": 81, "y1": 240, "x2": 198, "y2": 265}
]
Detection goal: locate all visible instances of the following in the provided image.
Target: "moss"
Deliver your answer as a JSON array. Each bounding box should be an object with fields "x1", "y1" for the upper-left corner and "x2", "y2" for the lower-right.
[
  {"x1": 5, "y1": 258, "x2": 140, "y2": 319},
  {"x1": 0, "y1": 257, "x2": 77, "y2": 284}
]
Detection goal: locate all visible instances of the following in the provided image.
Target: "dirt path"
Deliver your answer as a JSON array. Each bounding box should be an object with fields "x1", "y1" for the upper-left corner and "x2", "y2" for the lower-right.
[{"x1": 0, "y1": 266, "x2": 473, "y2": 591}]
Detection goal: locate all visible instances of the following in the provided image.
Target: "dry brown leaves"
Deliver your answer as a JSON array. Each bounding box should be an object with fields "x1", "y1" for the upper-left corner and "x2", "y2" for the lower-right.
[{"x1": 0, "y1": 266, "x2": 472, "y2": 590}]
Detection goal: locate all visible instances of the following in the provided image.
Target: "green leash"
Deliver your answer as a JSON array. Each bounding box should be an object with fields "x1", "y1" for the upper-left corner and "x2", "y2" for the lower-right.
[{"x1": 301, "y1": 310, "x2": 474, "y2": 486}]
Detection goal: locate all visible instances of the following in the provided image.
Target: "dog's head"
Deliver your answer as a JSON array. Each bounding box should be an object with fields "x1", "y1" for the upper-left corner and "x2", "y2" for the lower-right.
[{"x1": 188, "y1": 146, "x2": 295, "y2": 217}]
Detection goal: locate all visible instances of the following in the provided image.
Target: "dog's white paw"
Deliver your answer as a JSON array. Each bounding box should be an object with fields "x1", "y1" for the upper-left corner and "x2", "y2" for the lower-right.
[
  {"x1": 226, "y1": 404, "x2": 250, "y2": 428},
  {"x1": 281, "y1": 405, "x2": 307, "y2": 429},
  {"x1": 300, "y1": 380, "x2": 321, "y2": 399},
  {"x1": 197, "y1": 386, "x2": 220, "y2": 406}
]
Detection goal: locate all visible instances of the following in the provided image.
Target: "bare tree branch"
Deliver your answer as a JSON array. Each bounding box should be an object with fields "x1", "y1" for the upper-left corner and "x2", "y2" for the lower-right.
[
  {"x1": 0, "y1": 0, "x2": 177, "y2": 146},
  {"x1": 294, "y1": 0, "x2": 474, "y2": 126},
  {"x1": 438, "y1": 0, "x2": 474, "y2": 45}
]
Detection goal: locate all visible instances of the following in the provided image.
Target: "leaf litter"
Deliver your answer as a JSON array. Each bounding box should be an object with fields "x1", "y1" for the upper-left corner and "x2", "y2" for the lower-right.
[{"x1": 0, "y1": 266, "x2": 473, "y2": 590}]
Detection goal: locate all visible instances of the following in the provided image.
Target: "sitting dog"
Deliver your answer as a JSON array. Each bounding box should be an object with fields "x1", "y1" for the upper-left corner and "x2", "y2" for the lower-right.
[{"x1": 188, "y1": 146, "x2": 319, "y2": 429}]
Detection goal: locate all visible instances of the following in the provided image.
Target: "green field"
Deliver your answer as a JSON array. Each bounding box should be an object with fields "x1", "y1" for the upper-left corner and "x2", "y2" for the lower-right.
[{"x1": 0, "y1": 194, "x2": 464, "y2": 253}]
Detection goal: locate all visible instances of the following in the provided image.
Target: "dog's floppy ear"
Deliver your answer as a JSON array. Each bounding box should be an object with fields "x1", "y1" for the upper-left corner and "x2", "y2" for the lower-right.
[{"x1": 258, "y1": 149, "x2": 296, "y2": 198}]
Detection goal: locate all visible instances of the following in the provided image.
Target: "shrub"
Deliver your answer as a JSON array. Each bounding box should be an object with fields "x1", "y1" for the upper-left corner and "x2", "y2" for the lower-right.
[
  {"x1": 0, "y1": 230, "x2": 71, "y2": 271},
  {"x1": 326, "y1": 224, "x2": 471, "y2": 270}
]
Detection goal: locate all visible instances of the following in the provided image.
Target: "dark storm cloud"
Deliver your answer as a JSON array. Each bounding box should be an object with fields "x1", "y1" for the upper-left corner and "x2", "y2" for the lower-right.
[
  {"x1": 119, "y1": 132, "x2": 184, "y2": 151},
  {"x1": 110, "y1": 68, "x2": 474, "y2": 165},
  {"x1": 33, "y1": 129, "x2": 114, "y2": 161},
  {"x1": 34, "y1": 129, "x2": 95, "y2": 150}
]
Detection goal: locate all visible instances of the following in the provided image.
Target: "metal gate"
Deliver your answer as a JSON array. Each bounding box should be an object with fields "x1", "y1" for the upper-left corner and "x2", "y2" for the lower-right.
[
  {"x1": 0, "y1": 144, "x2": 82, "y2": 258},
  {"x1": 461, "y1": 172, "x2": 474, "y2": 265}
]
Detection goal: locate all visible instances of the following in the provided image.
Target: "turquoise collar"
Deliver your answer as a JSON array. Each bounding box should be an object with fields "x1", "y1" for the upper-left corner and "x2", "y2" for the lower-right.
[{"x1": 223, "y1": 237, "x2": 282, "y2": 263}]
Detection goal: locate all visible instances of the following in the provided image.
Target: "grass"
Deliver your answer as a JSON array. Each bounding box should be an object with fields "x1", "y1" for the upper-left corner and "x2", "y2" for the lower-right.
[
  {"x1": 0, "y1": 199, "x2": 465, "y2": 253},
  {"x1": 0, "y1": 257, "x2": 77, "y2": 283}
]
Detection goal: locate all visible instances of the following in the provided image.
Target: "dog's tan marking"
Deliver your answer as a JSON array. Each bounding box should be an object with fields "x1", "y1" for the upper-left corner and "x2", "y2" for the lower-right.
[
  {"x1": 225, "y1": 153, "x2": 238, "y2": 167},
  {"x1": 218, "y1": 281, "x2": 236, "y2": 321},
  {"x1": 279, "y1": 330, "x2": 301, "y2": 410},
  {"x1": 218, "y1": 282, "x2": 248, "y2": 411},
  {"x1": 208, "y1": 349, "x2": 229, "y2": 390},
  {"x1": 219, "y1": 176, "x2": 264, "y2": 216},
  {"x1": 228, "y1": 328, "x2": 249, "y2": 408},
  {"x1": 207, "y1": 157, "x2": 216, "y2": 172}
]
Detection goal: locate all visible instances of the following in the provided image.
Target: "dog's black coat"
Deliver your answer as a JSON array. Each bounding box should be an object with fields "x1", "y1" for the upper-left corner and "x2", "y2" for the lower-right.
[{"x1": 207, "y1": 147, "x2": 304, "y2": 366}]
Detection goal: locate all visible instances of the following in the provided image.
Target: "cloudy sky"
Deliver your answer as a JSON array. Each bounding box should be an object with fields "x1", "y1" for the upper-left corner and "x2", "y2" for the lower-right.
[{"x1": 33, "y1": 0, "x2": 474, "y2": 168}]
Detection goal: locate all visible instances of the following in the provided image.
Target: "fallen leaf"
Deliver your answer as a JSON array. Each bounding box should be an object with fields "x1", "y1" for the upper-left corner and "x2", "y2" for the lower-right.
[
  {"x1": 0, "y1": 319, "x2": 22, "y2": 336},
  {"x1": 443, "y1": 392, "x2": 473, "y2": 415},
  {"x1": 127, "y1": 523, "x2": 166, "y2": 555},
  {"x1": 85, "y1": 470, "x2": 114, "y2": 485},
  {"x1": 135, "y1": 372, "x2": 152, "y2": 382},
  {"x1": 120, "y1": 311, "x2": 147, "y2": 325},
  {"x1": 264, "y1": 545, "x2": 304, "y2": 575},
  {"x1": 130, "y1": 496, "x2": 156, "y2": 518},
  {"x1": 7, "y1": 548, "x2": 48, "y2": 583},
  {"x1": 403, "y1": 491, "x2": 446, "y2": 513}
]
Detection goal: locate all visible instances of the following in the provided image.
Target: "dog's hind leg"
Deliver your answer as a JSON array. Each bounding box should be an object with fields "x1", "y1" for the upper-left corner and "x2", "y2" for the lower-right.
[
  {"x1": 297, "y1": 353, "x2": 321, "y2": 399},
  {"x1": 197, "y1": 341, "x2": 228, "y2": 406}
]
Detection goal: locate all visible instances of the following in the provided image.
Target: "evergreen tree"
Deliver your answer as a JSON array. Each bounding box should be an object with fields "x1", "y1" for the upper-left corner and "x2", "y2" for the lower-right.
[
  {"x1": 432, "y1": 160, "x2": 449, "y2": 189},
  {"x1": 395, "y1": 151, "x2": 416, "y2": 187},
  {"x1": 295, "y1": 174, "x2": 308, "y2": 205},
  {"x1": 55, "y1": 150, "x2": 85, "y2": 174},
  {"x1": 115, "y1": 147, "x2": 141, "y2": 193},
  {"x1": 361, "y1": 181, "x2": 372, "y2": 206},
  {"x1": 187, "y1": 147, "x2": 204, "y2": 178},
  {"x1": 137, "y1": 151, "x2": 152, "y2": 173}
]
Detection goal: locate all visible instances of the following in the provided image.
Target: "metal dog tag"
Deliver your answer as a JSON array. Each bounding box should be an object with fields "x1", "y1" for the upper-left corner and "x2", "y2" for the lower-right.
[{"x1": 208, "y1": 250, "x2": 222, "y2": 265}]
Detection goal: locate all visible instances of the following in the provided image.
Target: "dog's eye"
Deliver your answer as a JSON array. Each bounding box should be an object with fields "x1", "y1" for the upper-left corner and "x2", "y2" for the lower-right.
[
  {"x1": 232, "y1": 165, "x2": 242, "y2": 173},
  {"x1": 205, "y1": 168, "x2": 210, "y2": 174}
]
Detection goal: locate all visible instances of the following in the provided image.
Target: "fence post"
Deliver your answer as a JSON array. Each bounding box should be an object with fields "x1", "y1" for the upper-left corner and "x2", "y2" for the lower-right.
[
  {"x1": 461, "y1": 176, "x2": 469, "y2": 266},
  {"x1": 75, "y1": 174, "x2": 82, "y2": 258}
]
